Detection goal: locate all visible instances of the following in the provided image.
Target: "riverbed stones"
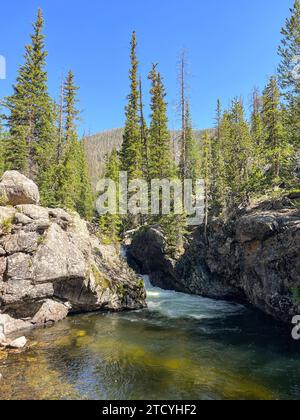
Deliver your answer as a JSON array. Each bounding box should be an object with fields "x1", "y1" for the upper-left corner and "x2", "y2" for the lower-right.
[
  {"x1": 6, "y1": 336, "x2": 27, "y2": 349},
  {"x1": 0, "y1": 336, "x2": 27, "y2": 349}
]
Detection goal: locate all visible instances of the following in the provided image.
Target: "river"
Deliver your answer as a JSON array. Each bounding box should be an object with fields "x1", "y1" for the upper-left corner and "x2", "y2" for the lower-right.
[{"x1": 0, "y1": 276, "x2": 299, "y2": 400}]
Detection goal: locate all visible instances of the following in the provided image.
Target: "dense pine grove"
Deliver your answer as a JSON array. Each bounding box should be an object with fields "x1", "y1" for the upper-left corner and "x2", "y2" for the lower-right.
[
  {"x1": 0, "y1": 3, "x2": 299, "y2": 252},
  {"x1": 0, "y1": 9, "x2": 93, "y2": 220},
  {"x1": 114, "y1": 1, "x2": 300, "y2": 250}
]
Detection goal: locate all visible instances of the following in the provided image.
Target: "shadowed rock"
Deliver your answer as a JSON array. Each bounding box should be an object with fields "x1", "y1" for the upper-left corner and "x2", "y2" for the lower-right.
[{"x1": 127, "y1": 201, "x2": 300, "y2": 324}]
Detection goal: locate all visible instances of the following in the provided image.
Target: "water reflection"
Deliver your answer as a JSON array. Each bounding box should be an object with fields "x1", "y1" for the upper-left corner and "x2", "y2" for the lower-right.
[{"x1": 0, "y1": 277, "x2": 299, "y2": 400}]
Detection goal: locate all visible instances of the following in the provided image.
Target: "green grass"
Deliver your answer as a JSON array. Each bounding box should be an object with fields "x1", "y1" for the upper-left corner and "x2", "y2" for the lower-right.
[
  {"x1": 37, "y1": 234, "x2": 46, "y2": 246},
  {"x1": 0, "y1": 217, "x2": 13, "y2": 234},
  {"x1": 91, "y1": 264, "x2": 111, "y2": 290},
  {"x1": 0, "y1": 192, "x2": 8, "y2": 206},
  {"x1": 290, "y1": 286, "x2": 300, "y2": 304},
  {"x1": 116, "y1": 283, "x2": 127, "y2": 299}
]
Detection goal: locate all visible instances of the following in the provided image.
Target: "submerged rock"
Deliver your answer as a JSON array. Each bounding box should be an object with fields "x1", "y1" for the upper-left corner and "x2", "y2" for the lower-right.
[{"x1": 0, "y1": 172, "x2": 146, "y2": 335}]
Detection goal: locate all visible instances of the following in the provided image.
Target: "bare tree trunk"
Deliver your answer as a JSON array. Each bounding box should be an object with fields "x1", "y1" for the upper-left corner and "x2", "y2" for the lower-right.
[{"x1": 179, "y1": 52, "x2": 186, "y2": 180}]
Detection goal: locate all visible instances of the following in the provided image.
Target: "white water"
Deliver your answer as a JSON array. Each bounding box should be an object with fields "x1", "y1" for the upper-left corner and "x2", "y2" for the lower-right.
[
  {"x1": 121, "y1": 246, "x2": 245, "y2": 321},
  {"x1": 143, "y1": 275, "x2": 244, "y2": 321}
]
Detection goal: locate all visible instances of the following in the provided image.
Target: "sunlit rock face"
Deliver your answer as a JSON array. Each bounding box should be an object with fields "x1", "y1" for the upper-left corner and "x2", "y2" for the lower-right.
[
  {"x1": 0, "y1": 171, "x2": 146, "y2": 337},
  {"x1": 0, "y1": 171, "x2": 40, "y2": 206}
]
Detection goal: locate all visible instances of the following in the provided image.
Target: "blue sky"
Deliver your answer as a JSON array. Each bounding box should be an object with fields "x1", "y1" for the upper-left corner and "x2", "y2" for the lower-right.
[{"x1": 0, "y1": 0, "x2": 293, "y2": 135}]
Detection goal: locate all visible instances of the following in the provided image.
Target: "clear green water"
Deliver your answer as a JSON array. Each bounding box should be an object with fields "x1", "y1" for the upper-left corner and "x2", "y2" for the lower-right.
[{"x1": 0, "y1": 276, "x2": 299, "y2": 400}]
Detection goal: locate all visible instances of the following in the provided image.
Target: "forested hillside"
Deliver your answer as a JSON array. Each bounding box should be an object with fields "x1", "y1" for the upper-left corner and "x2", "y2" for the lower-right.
[
  {"x1": 0, "y1": 2, "x2": 299, "y2": 253},
  {"x1": 96, "y1": 1, "x2": 300, "y2": 248},
  {"x1": 0, "y1": 10, "x2": 94, "y2": 220},
  {"x1": 83, "y1": 129, "x2": 207, "y2": 189}
]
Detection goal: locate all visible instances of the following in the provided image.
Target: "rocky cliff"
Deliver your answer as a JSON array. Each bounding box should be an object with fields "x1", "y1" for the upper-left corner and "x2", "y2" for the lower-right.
[
  {"x1": 127, "y1": 200, "x2": 300, "y2": 323},
  {"x1": 0, "y1": 171, "x2": 146, "y2": 342}
]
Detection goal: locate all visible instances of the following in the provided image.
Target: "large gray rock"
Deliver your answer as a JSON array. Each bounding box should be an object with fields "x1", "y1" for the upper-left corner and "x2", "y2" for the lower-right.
[
  {"x1": 0, "y1": 281, "x2": 54, "y2": 306},
  {"x1": 32, "y1": 223, "x2": 86, "y2": 283},
  {"x1": 0, "y1": 171, "x2": 40, "y2": 206},
  {"x1": 127, "y1": 227, "x2": 187, "y2": 293},
  {"x1": 3, "y1": 231, "x2": 39, "y2": 254},
  {"x1": 0, "y1": 314, "x2": 31, "y2": 335},
  {"x1": 31, "y1": 300, "x2": 70, "y2": 325},
  {"x1": 15, "y1": 204, "x2": 49, "y2": 220},
  {"x1": 6, "y1": 253, "x2": 33, "y2": 281},
  {"x1": 0, "y1": 172, "x2": 146, "y2": 336}
]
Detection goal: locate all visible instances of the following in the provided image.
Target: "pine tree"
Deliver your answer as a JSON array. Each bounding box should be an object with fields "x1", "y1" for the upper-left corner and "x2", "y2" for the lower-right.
[
  {"x1": 56, "y1": 71, "x2": 94, "y2": 219},
  {"x1": 49, "y1": 71, "x2": 78, "y2": 210},
  {"x1": 5, "y1": 9, "x2": 56, "y2": 182},
  {"x1": 278, "y1": 0, "x2": 300, "y2": 178},
  {"x1": 262, "y1": 77, "x2": 289, "y2": 183},
  {"x1": 148, "y1": 64, "x2": 174, "y2": 180},
  {"x1": 0, "y1": 117, "x2": 6, "y2": 176},
  {"x1": 250, "y1": 88, "x2": 264, "y2": 147},
  {"x1": 147, "y1": 64, "x2": 185, "y2": 253},
  {"x1": 64, "y1": 70, "x2": 80, "y2": 145},
  {"x1": 247, "y1": 88, "x2": 266, "y2": 194},
  {"x1": 200, "y1": 131, "x2": 212, "y2": 239},
  {"x1": 179, "y1": 51, "x2": 187, "y2": 181},
  {"x1": 76, "y1": 141, "x2": 95, "y2": 220},
  {"x1": 211, "y1": 99, "x2": 226, "y2": 216},
  {"x1": 99, "y1": 148, "x2": 121, "y2": 242},
  {"x1": 184, "y1": 102, "x2": 201, "y2": 183},
  {"x1": 278, "y1": 0, "x2": 300, "y2": 101},
  {"x1": 56, "y1": 75, "x2": 65, "y2": 164},
  {"x1": 176, "y1": 53, "x2": 200, "y2": 184},
  {"x1": 139, "y1": 76, "x2": 149, "y2": 181},
  {"x1": 120, "y1": 32, "x2": 143, "y2": 180},
  {"x1": 222, "y1": 99, "x2": 253, "y2": 208}
]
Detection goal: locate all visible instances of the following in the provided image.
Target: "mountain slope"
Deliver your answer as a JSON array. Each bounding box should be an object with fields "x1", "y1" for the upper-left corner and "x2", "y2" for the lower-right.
[{"x1": 83, "y1": 128, "x2": 211, "y2": 189}]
